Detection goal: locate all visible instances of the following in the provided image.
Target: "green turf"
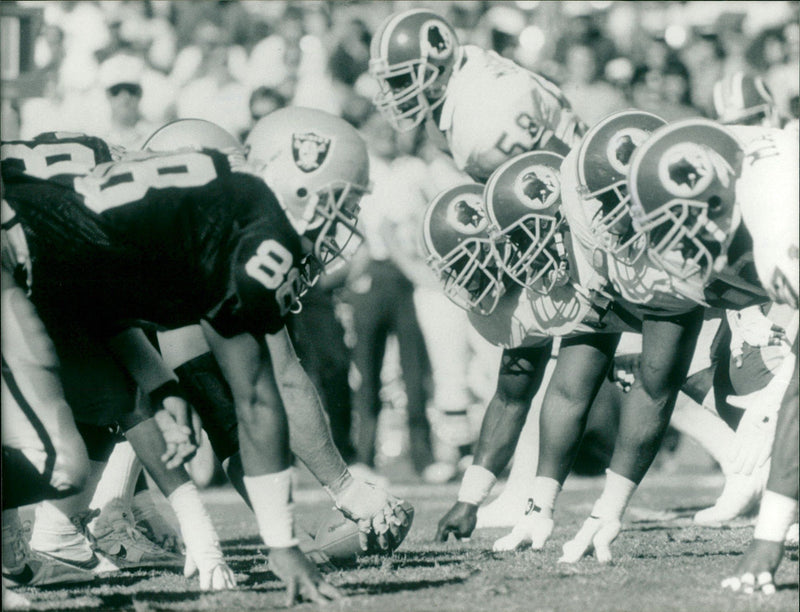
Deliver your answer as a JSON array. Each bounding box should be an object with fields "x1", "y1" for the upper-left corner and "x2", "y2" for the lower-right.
[{"x1": 13, "y1": 472, "x2": 799, "y2": 611}]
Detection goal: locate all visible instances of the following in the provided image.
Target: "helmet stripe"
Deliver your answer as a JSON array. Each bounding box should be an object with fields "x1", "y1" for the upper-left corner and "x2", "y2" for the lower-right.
[{"x1": 379, "y1": 8, "x2": 433, "y2": 60}]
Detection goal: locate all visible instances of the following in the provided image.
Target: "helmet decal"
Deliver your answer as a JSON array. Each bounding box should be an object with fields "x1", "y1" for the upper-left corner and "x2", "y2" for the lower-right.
[
  {"x1": 292, "y1": 133, "x2": 331, "y2": 173},
  {"x1": 514, "y1": 166, "x2": 560, "y2": 210},
  {"x1": 607, "y1": 128, "x2": 649, "y2": 175},
  {"x1": 446, "y1": 196, "x2": 488, "y2": 234},
  {"x1": 422, "y1": 20, "x2": 454, "y2": 61},
  {"x1": 658, "y1": 143, "x2": 734, "y2": 198}
]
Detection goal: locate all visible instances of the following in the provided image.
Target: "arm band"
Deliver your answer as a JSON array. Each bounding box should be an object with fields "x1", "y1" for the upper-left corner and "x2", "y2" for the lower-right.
[{"x1": 457, "y1": 465, "x2": 497, "y2": 506}]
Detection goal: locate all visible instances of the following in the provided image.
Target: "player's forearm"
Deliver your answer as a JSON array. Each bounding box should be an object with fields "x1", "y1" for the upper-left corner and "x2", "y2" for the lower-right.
[
  {"x1": 265, "y1": 330, "x2": 348, "y2": 486},
  {"x1": 107, "y1": 327, "x2": 177, "y2": 393},
  {"x1": 473, "y1": 394, "x2": 532, "y2": 476}
]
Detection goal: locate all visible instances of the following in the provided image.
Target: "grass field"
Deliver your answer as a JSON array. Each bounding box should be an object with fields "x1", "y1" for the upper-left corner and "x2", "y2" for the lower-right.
[{"x1": 15, "y1": 467, "x2": 799, "y2": 612}]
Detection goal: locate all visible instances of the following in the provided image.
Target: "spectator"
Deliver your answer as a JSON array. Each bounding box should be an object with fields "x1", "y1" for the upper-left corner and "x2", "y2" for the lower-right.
[
  {"x1": 560, "y1": 43, "x2": 628, "y2": 127},
  {"x1": 97, "y1": 53, "x2": 159, "y2": 150},
  {"x1": 239, "y1": 86, "x2": 287, "y2": 141}
]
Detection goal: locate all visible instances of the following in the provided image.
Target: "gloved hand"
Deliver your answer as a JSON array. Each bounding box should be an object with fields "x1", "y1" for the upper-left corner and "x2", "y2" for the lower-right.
[
  {"x1": 558, "y1": 515, "x2": 621, "y2": 563},
  {"x1": 327, "y1": 471, "x2": 413, "y2": 552},
  {"x1": 492, "y1": 502, "x2": 554, "y2": 552}
]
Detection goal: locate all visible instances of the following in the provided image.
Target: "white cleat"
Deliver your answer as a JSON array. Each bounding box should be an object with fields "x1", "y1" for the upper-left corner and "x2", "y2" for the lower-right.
[
  {"x1": 693, "y1": 469, "x2": 765, "y2": 526},
  {"x1": 90, "y1": 500, "x2": 184, "y2": 568},
  {"x1": 476, "y1": 494, "x2": 528, "y2": 529}
]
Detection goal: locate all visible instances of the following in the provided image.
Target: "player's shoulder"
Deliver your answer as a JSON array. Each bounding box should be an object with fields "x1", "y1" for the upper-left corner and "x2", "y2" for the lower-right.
[{"x1": 2, "y1": 132, "x2": 117, "y2": 180}]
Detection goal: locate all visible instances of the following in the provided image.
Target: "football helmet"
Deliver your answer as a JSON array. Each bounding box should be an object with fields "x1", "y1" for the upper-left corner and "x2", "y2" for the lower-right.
[
  {"x1": 483, "y1": 151, "x2": 568, "y2": 294},
  {"x1": 628, "y1": 118, "x2": 743, "y2": 287},
  {"x1": 245, "y1": 107, "x2": 370, "y2": 269},
  {"x1": 422, "y1": 183, "x2": 509, "y2": 315},
  {"x1": 369, "y1": 9, "x2": 460, "y2": 131},
  {"x1": 143, "y1": 118, "x2": 243, "y2": 153},
  {"x1": 712, "y1": 72, "x2": 779, "y2": 127},
  {"x1": 575, "y1": 110, "x2": 666, "y2": 264}
]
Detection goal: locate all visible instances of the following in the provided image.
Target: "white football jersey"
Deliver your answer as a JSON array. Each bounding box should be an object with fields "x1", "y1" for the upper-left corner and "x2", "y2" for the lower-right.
[
  {"x1": 735, "y1": 127, "x2": 799, "y2": 309},
  {"x1": 559, "y1": 147, "x2": 704, "y2": 314},
  {"x1": 438, "y1": 46, "x2": 585, "y2": 182}
]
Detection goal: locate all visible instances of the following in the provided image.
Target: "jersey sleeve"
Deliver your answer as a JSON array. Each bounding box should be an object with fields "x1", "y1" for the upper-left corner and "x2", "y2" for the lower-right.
[
  {"x1": 205, "y1": 212, "x2": 305, "y2": 339},
  {"x1": 1, "y1": 133, "x2": 115, "y2": 186}
]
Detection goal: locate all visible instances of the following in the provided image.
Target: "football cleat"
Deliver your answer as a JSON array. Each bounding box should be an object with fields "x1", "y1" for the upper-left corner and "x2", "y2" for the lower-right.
[{"x1": 90, "y1": 501, "x2": 184, "y2": 568}]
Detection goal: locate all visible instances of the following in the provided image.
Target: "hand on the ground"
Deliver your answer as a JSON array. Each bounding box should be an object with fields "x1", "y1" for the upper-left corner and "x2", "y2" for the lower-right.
[
  {"x1": 436, "y1": 502, "x2": 478, "y2": 542},
  {"x1": 493, "y1": 504, "x2": 553, "y2": 551},
  {"x1": 269, "y1": 546, "x2": 343, "y2": 606},
  {"x1": 184, "y1": 553, "x2": 236, "y2": 591},
  {"x1": 721, "y1": 538, "x2": 784, "y2": 595},
  {"x1": 558, "y1": 516, "x2": 620, "y2": 563}
]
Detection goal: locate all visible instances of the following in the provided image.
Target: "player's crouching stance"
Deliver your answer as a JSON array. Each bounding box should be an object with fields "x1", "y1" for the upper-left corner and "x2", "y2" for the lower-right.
[
  {"x1": 626, "y1": 118, "x2": 799, "y2": 593},
  {"x1": 0, "y1": 108, "x2": 403, "y2": 605}
]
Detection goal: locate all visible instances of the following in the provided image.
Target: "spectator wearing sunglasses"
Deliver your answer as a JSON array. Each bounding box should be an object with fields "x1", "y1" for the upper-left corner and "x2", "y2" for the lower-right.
[{"x1": 98, "y1": 53, "x2": 159, "y2": 149}]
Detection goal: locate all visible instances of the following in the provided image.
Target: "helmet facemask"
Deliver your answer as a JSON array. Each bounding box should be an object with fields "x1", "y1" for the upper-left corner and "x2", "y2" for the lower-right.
[
  {"x1": 498, "y1": 214, "x2": 568, "y2": 295},
  {"x1": 304, "y1": 180, "x2": 368, "y2": 269},
  {"x1": 581, "y1": 180, "x2": 647, "y2": 265},
  {"x1": 636, "y1": 197, "x2": 734, "y2": 287},
  {"x1": 370, "y1": 57, "x2": 447, "y2": 132},
  {"x1": 429, "y1": 237, "x2": 507, "y2": 315}
]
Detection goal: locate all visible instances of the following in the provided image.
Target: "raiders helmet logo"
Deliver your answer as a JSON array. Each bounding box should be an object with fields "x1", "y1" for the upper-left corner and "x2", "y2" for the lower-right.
[
  {"x1": 421, "y1": 20, "x2": 453, "y2": 61},
  {"x1": 607, "y1": 128, "x2": 649, "y2": 175},
  {"x1": 658, "y1": 143, "x2": 734, "y2": 198},
  {"x1": 292, "y1": 133, "x2": 331, "y2": 173},
  {"x1": 446, "y1": 196, "x2": 488, "y2": 235},
  {"x1": 514, "y1": 165, "x2": 560, "y2": 210}
]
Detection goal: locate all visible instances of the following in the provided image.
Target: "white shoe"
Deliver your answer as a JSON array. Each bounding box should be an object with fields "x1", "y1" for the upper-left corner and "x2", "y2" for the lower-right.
[
  {"x1": 2, "y1": 584, "x2": 30, "y2": 610},
  {"x1": 476, "y1": 493, "x2": 528, "y2": 529},
  {"x1": 28, "y1": 508, "x2": 118, "y2": 575},
  {"x1": 693, "y1": 469, "x2": 765, "y2": 526},
  {"x1": 348, "y1": 463, "x2": 390, "y2": 490},
  {"x1": 3, "y1": 511, "x2": 98, "y2": 587},
  {"x1": 90, "y1": 500, "x2": 184, "y2": 568},
  {"x1": 422, "y1": 462, "x2": 458, "y2": 485}
]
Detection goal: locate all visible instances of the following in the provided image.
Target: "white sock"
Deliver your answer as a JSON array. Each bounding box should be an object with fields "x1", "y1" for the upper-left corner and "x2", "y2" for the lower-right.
[
  {"x1": 754, "y1": 491, "x2": 799, "y2": 542},
  {"x1": 243, "y1": 469, "x2": 298, "y2": 548},
  {"x1": 90, "y1": 442, "x2": 142, "y2": 514},
  {"x1": 591, "y1": 469, "x2": 637, "y2": 521},
  {"x1": 670, "y1": 393, "x2": 735, "y2": 472},
  {"x1": 530, "y1": 477, "x2": 561, "y2": 518},
  {"x1": 167, "y1": 482, "x2": 223, "y2": 574}
]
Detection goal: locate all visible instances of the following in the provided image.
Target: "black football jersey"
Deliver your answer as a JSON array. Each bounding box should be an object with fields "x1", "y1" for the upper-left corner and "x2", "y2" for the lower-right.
[{"x1": 2, "y1": 136, "x2": 304, "y2": 337}]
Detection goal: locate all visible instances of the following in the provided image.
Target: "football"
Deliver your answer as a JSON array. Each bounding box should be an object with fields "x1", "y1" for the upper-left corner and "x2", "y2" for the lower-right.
[
  {"x1": 313, "y1": 508, "x2": 363, "y2": 566},
  {"x1": 313, "y1": 501, "x2": 416, "y2": 566}
]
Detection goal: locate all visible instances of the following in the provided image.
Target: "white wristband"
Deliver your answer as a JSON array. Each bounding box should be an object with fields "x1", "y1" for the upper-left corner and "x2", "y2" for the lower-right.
[
  {"x1": 244, "y1": 468, "x2": 299, "y2": 548},
  {"x1": 753, "y1": 490, "x2": 798, "y2": 542},
  {"x1": 457, "y1": 465, "x2": 497, "y2": 505}
]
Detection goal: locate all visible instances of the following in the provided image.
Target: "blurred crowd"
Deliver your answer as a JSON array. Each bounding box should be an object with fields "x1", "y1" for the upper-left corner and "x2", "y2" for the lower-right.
[{"x1": 2, "y1": 0, "x2": 798, "y2": 485}]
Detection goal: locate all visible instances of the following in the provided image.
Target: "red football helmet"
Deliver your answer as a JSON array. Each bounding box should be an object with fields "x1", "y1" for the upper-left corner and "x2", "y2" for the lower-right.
[
  {"x1": 369, "y1": 9, "x2": 460, "y2": 131},
  {"x1": 422, "y1": 183, "x2": 509, "y2": 315},
  {"x1": 483, "y1": 151, "x2": 569, "y2": 294},
  {"x1": 628, "y1": 118, "x2": 743, "y2": 286},
  {"x1": 575, "y1": 110, "x2": 666, "y2": 264},
  {"x1": 712, "y1": 71, "x2": 779, "y2": 127}
]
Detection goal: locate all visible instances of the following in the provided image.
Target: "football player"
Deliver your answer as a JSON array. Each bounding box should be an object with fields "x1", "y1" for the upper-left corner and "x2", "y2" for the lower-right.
[
  {"x1": 138, "y1": 116, "x2": 414, "y2": 563},
  {"x1": 428, "y1": 142, "x2": 691, "y2": 556},
  {"x1": 627, "y1": 118, "x2": 798, "y2": 594},
  {"x1": 0, "y1": 108, "x2": 386, "y2": 604},
  {"x1": 369, "y1": 9, "x2": 585, "y2": 182}
]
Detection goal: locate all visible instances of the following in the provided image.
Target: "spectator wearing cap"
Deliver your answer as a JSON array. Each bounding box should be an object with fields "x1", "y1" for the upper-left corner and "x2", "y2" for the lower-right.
[{"x1": 98, "y1": 53, "x2": 159, "y2": 150}]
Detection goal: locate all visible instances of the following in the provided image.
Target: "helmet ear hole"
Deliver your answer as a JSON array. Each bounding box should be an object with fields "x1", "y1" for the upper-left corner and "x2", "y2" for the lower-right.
[
  {"x1": 297, "y1": 188, "x2": 308, "y2": 198},
  {"x1": 707, "y1": 195, "x2": 722, "y2": 213}
]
